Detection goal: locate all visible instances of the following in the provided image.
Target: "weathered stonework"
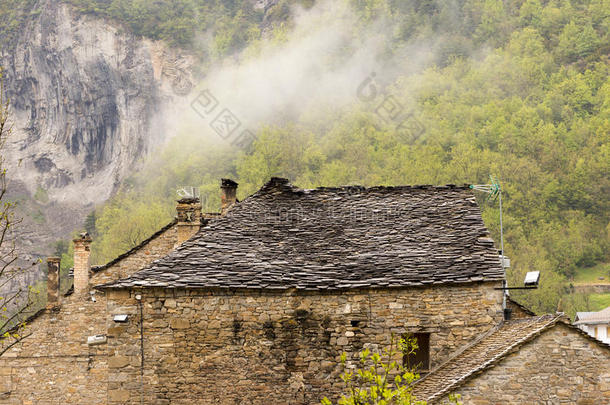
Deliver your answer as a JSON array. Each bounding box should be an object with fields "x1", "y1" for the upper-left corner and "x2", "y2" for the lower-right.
[
  {"x1": 506, "y1": 299, "x2": 535, "y2": 320},
  {"x1": 90, "y1": 224, "x2": 180, "y2": 286},
  {"x1": 46, "y1": 258, "x2": 60, "y2": 310},
  {"x1": 0, "y1": 223, "x2": 191, "y2": 404},
  {"x1": 73, "y1": 234, "x2": 92, "y2": 296},
  {"x1": 0, "y1": 296, "x2": 108, "y2": 404},
  {"x1": 2, "y1": 182, "x2": 608, "y2": 404},
  {"x1": 104, "y1": 283, "x2": 503, "y2": 404},
  {"x1": 447, "y1": 323, "x2": 610, "y2": 404}
]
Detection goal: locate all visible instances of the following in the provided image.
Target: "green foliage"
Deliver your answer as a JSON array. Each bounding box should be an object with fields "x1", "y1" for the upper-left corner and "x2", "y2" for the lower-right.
[
  {"x1": 79, "y1": 0, "x2": 608, "y2": 317},
  {"x1": 61, "y1": 0, "x2": 264, "y2": 55},
  {"x1": 321, "y1": 334, "x2": 460, "y2": 404},
  {"x1": 51, "y1": 240, "x2": 70, "y2": 258},
  {"x1": 90, "y1": 193, "x2": 171, "y2": 265},
  {"x1": 588, "y1": 293, "x2": 610, "y2": 310},
  {"x1": 573, "y1": 263, "x2": 610, "y2": 284},
  {"x1": 84, "y1": 211, "x2": 97, "y2": 238},
  {"x1": 0, "y1": 0, "x2": 39, "y2": 50},
  {"x1": 322, "y1": 335, "x2": 415, "y2": 405}
]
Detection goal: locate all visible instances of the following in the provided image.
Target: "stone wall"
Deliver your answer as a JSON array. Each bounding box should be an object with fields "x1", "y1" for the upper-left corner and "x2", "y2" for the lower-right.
[
  {"x1": 448, "y1": 323, "x2": 610, "y2": 404},
  {"x1": 0, "y1": 295, "x2": 108, "y2": 405},
  {"x1": 506, "y1": 299, "x2": 534, "y2": 320},
  {"x1": 0, "y1": 222, "x2": 189, "y2": 404},
  {"x1": 105, "y1": 282, "x2": 503, "y2": 404}
]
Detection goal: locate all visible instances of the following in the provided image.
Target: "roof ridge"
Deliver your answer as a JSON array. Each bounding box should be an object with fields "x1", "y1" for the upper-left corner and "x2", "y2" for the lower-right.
[
  {"x1": 507, "y1": 297, "x2": 537, "y2": 316},
  {"x1": 255, "y1": 177, "x2": 472, "y2": 195},
  {"x1": 419, "y1": 314, "x2": 561, "y2": 403}
]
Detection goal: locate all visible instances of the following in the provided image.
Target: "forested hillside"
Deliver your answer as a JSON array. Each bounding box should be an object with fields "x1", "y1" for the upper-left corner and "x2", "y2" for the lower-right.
[{"x1": 39, "y1": 0, "x2": 608, "y2": 317}]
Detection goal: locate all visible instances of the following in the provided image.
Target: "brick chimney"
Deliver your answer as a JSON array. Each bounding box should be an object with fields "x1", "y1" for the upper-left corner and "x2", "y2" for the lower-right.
[
  {"x1": 176, "y1": 197, "x2": 202, "y2": 245},
  {"x1": 73, "y1": 233, "x2": 92, "y2": 296},
  {"x1": 221, "y1": 179, "x2": 238, "y2": 215},
  {"x1": 46, "y1": 257, "x2": 61, "y2": 309}
]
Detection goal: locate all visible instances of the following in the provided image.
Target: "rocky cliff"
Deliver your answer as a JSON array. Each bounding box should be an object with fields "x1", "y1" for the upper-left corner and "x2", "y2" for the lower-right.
[{"x1": 0, "y1": 0, "x2": 195, "y2": 274}]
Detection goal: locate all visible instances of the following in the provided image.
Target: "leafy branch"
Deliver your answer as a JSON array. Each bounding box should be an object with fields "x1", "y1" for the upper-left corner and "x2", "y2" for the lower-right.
[
  {"x1": 321, "y1": 334, "x2": 461, "y2": 405},
  {"x1": 0, "y1": 69, "x2": 38, "y2": 356}
]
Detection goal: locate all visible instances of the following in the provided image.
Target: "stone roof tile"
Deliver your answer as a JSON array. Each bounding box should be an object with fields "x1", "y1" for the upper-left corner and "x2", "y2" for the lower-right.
[{"x1": 99, "y1": 178, "x2": 504, "y2": 290}]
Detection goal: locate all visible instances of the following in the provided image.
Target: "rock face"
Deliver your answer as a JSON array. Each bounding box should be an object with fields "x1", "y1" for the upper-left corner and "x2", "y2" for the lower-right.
[{"x1": 0, "y1": 0, "x2": 194, "y2": 258}]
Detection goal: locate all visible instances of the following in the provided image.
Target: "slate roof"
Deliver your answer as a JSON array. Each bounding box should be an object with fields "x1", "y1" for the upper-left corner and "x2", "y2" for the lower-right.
[
  {"x1": 574, "y1": 306, "x2": 610, "y2": 325},
  {"x1": 99, "y1": 177, "x2": 504, "y2": 290},
  {"x1": 412, "y1": 315, "x2": 562, "y2": 403},
  {"x1": 413, "y1": 314, "x2": 610, "y2": 402}
]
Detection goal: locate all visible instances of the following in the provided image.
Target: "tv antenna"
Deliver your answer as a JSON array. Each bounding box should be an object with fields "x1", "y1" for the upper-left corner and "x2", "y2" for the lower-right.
[
  {"x1": 470, "y1": 176, "x2": 511, "y2": 311},
  {"x1": 177, "y1": 186, "x2": 200, "y2": 199},
  {"x1": 470, "y1": 176, "x2": 504, "y2": 260}
]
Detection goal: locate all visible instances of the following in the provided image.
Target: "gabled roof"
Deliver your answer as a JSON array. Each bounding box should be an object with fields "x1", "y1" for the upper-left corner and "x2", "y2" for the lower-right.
[
  {"x1": 68, "y1": 220, "x2": 178, "y2": 278},
  {"x1": 574, "y1": 306, "x2": 610, "y2": 325},
  {"x1": 99, "y1": 177, "x2": 504, "y2": 290},
  {"x1": 575, "y1": 312, "x2": 596, "y2": 321},
  {"x1": 413, "y1": 315, "x2": 558, "y2": 402},
  {"x1": 412, "y1": 314, "x2": 610, "y2": 403}
]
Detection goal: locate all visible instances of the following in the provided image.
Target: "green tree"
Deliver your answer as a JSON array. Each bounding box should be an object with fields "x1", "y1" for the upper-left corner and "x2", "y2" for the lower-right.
[{"x1": 321, "y1": 334, "x2": 461, "y2": 405}]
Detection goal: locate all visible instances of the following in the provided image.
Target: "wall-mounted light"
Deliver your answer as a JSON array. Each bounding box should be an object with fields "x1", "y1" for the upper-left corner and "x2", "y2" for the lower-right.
[
  {"x1": 87, "y1": 334, "x2": 107, "y2": 345},
  {"x1": 113, "y1": 314, "x2": 129, "y2": 323},
  {"x1": 524, "y1": 271, "x2": 540, "y2": 287},
  {"x1": 494, "y1": 271, "x2": 541, "y2": 291}
]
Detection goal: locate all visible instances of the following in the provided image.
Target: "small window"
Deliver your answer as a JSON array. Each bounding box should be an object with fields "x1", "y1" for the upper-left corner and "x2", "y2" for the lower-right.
[{"x1": 403, "y1": 333, "x2": 430, "y2": 371}]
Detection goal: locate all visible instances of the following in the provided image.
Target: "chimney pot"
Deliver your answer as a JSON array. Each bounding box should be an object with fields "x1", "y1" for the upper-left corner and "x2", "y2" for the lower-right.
[
  {"x1": 175, "y1": 198, "x2": 202, "y2": 245},
  {"x1": 46, "y1": 257, "x2": 61, "y2": 309},
  {"x1": 220, "y1": 179, "x2": 238, "y2": 215},
  {"x1": 73, "y1": 233, "x2": 92, "y2": 296}
]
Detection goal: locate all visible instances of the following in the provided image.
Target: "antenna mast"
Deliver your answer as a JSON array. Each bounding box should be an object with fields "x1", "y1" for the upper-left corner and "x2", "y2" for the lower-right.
[{"x1": 470, "y1": 176, "x2": 508, "y2": 309}]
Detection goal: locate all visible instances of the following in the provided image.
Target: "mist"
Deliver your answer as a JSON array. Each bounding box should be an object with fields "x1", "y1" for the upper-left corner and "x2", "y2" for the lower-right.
[{"x1": 165, "y1": 0, "x2": 444, "y2": 146}]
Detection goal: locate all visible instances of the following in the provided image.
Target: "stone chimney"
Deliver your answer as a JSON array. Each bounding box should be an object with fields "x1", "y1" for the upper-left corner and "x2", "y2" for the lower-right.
[
  {"x1": 46, "y1": 257, "x2": 61, "y2": 309},
  {"x1": 176, "y1": 197, "x2": 202, "y2": 245},
  {"x1": 73, "y1": 232, "x2": 92, "y2": 296},
  {"x1": 221, "y1": 179, "x2": 238, "y2": 215}
]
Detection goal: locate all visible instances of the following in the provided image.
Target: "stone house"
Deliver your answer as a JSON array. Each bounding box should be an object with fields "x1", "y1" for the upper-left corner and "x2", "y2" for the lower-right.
[
  {"x1": 574, "y1": 307, "x2": 610, "y2": 344},
  {"x1": 0, "y1": 177, "x2": 609, "y2": 404}
]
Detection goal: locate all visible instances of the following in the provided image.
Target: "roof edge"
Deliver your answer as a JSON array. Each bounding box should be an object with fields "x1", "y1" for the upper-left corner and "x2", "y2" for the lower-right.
[
  {"x1": 95, "y1": 278, "x2": 504, "y2": 291},
  {"x1": 421, "y1": 314, "x2": 562, "y2": 403},
  {"x1": 87, "y1": 220, "x2": 178, "y2": 274},
  {"x1": 560, "y1": 318, "x2": 610, "y2": 350},
  {"x1": 507, "y1": 297, "x2": 537, "y2": 317}
]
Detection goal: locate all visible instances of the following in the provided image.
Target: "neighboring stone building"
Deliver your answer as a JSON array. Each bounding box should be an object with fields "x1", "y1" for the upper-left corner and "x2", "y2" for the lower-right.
[
  {"x1": 1, "y1": 178, "x2": 608, "y2": 404},
  {"x1": 574, "y1": 306, "x2": 610, "y2": 344},
  {"x1": 412, "y1": 315, "x2": 610, "y2": 404}
]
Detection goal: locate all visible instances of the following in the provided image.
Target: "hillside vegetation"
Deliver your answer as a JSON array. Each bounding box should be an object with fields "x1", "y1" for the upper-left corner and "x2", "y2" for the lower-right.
[{"x1": 44, "y1": 0, "x2": 609, "y2": 318}]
